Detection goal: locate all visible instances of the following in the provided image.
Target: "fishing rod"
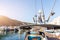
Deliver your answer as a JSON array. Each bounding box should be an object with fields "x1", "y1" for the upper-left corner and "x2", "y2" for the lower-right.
[
  {"x1": 33, "y1": 0, "x2": 56, "y2": 24},
  {"x1": 33, "y1": 0, "x2": 38, "y2": 24},
  {"x1": 47, "y1": 0, "x2": 56, "y2": 22},
  {"x1": 41, "y1": 0, "x2": 45, "y2": 24}
]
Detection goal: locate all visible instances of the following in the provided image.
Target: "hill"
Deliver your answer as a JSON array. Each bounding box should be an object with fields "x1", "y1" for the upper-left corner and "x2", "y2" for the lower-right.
[{"x1": 0, "y1": 16, "x2": 28, "y2": 26}]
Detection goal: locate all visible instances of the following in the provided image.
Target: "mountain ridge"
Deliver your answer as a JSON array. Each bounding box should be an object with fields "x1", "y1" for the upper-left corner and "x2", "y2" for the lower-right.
[{"x1": 0, "y1": 16, "x2": 28, "y2": 26}]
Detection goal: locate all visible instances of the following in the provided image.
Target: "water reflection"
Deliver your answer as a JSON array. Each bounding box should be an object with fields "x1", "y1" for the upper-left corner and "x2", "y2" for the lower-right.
[
  {"x1": 0, "y1": 29, "x2": 27, "y2": 40},
  {"x1": 20, "y1": 32, "x2": 26, "y2": 40},
  {"x1": 0, "y1": 31, "x2": 20, "y2": 40}
]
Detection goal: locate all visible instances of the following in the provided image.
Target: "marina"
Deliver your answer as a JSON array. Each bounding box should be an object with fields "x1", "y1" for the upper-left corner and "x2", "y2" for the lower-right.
[
  {"x1": 20, "y1": 24, "x2": 60, "y2": 40},
  {"x1": 0, "y1": 32, "x2": 20, "y2": 40},
  {"x1": 0, "y1": 25, "x2": 60, "y2": 40},
  {"x1": 0, "y1": 0, "x2": 60, "y2": 40}
]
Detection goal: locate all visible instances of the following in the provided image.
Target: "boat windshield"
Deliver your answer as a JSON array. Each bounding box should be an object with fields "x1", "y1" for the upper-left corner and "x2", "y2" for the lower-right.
[{"x1": 28, "y1": 36, "x2": 42, "y2": 40}]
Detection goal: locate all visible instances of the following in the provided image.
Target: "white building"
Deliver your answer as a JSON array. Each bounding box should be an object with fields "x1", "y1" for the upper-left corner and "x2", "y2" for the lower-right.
[{"x1": 49, "y1": 16, "x2": 60, "y2": 25}]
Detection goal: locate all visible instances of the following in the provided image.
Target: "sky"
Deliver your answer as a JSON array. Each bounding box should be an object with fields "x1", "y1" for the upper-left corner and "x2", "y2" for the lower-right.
[{"x1": 0, "y1": 0, "x2": 60, "y2": 23}]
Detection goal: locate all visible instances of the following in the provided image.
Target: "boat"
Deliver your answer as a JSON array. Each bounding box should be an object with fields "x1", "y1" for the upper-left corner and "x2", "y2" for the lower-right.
[
  {"x1": 20, "y1": 0, "x2": 59, "y2": 40},
  {"x1": 20, "y1": 24, "x2": 60, "y2": 40},
  {"x1": 20, "y1": 24, "x2": 47, "y2": 40}
]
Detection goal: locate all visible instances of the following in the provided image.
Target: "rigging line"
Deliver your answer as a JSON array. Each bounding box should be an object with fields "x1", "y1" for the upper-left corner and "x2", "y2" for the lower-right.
[
  {"x1": 33, "y1": 0, "x2": 37, "y2": 24},
  {"x1": 47, "y1": 0, "x2": 56, "y2": 22},
  {"x1": 34, "y1": 0, "x2": 37, "y2": 15},
  {"x1": 41, "y1": 0, "x2": 44, "y2": 12},
  {"x1": 51, "y1": 0, "x2": 56, "y2": 12},
  {"x1": 41, "y1": 0, "x2": 45, "y2": 24}
]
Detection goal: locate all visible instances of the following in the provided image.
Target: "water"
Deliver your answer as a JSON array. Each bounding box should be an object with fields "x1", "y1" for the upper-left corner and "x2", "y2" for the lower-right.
[
  {"x1": 2, "y1": 34, "x2": 19, "y2": 40},
  {"x1": 20, "y1": 33, "x2": 26, "y2": 40},
  {"x1": 1, "y1": 31, "x2": 59, "y2": 40},
  {"x1": 0, "y1": 32, "x2": 25, "y2": 40}
]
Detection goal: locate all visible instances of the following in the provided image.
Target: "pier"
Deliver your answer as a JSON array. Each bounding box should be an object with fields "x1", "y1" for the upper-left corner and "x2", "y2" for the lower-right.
[{"x1": 0, "y1": 26, "x2": 20, "y2": 35}]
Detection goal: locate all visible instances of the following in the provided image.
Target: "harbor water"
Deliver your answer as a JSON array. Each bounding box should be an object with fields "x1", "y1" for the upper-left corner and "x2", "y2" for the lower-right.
[
  {"x1": 0, "y1": 30, "x2": 60, "y2": 40},
  {"x1": 0, "y1": 31, "x2": 25, "y2": 40}
]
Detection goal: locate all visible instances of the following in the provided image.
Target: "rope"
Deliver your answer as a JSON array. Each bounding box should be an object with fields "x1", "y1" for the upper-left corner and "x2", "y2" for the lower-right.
[
  {"x1": 51, "y1": 0, "x2": 56, "y2": 12},
  {"x1": 41, "y1": 0, "x2": 44, "y2": 12},
  {"x1": 34, "y1": 0, "x2": 37, "y2": 15},
  {"x1": 33, "y1": 0, "x2": 37, "y2": 24},
  {"x1": 41, "y1": 0, "x2": 45, "y2": 24},
  {"x1": 47, "y1": 0, "x2": 56, "y2": 22}
]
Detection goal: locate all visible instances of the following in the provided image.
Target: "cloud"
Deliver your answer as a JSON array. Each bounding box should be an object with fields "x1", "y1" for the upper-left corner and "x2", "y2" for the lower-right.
[{"x1": 49, "y1": 16, "x2": 60, "y2": 25}]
